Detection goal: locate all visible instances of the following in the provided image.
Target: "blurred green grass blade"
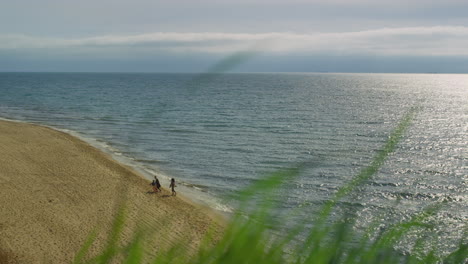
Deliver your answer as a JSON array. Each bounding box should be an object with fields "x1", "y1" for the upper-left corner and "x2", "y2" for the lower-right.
[
  {"x1": 322, "y1": 108, "x2": 417, "y2": 217},
  {"x1": 363, "y1": 203, "x2": 440, "y2": 262},
  {"x1": 123, "y1": 231, "x2": 144, "y2": 264},
  {"x1": 300, "y1": 108, "x2": 417, "y2": 255},
  {"x1": 236, "y1": 167, "x2": 301, "y2": 203},
  {"x1": 73, "y1": 102, "x2": 464, "y2": 264},
  {"x1": 190, "y1": 50, "x2": 258, "y2": 85},
  {"x1": 72, "y1": 229, "x2": 98, "y2": 264},
  {"x1": 205, "y1": 50, "x2": 258, "y2": 74},
  {"x1": 95, "y1": 206, "x2": 127, "y2": 264},
  {"x1": 443, "y1": 240, "x2": 467, "y2": 264}
]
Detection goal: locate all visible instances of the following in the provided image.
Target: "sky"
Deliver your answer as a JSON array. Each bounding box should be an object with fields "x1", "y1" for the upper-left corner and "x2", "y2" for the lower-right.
[{"x1": 2, "y1": 0, "x2": 468, "y2": 73}]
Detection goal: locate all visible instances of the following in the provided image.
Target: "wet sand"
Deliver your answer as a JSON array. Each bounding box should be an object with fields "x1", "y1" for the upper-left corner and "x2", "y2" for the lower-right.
[{"x1": 0, "y1": 119, "x2": 224, "y2": 263}]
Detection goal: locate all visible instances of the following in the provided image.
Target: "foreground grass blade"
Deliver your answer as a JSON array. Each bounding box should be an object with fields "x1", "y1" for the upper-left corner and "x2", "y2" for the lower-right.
[
  {"x1": 300, "y1": 108, "x2": 417, "y2": 255},
  {"x1": 72, "y1": 230, "x2": 98, "y2": 264},
  {"x1": 74, "y1": 106, "x2": 466, "y2": 264}
]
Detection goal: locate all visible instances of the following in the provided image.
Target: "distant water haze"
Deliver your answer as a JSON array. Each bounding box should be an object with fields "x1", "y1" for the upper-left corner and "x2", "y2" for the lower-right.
[{"x1": 0, "y1": 72, "x2": 466, "y2": 253}]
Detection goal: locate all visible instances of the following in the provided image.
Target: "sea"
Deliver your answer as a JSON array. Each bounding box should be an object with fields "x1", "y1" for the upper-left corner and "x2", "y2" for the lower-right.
[{"x1": 0, "y1": 72, "x2": 466, "y2": 254}]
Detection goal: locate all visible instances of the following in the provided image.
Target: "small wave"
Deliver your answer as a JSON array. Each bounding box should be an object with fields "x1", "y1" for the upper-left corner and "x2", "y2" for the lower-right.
[
  {"x1": 183, "y1": 183, "x2": 208, "y2": 191},
  {"x1": 223, "y1": 147, "x2": 254, "y2": 154},
  {"x1": 356, "y1": 121, "x2": 384, "y2": 125},
  {"x1": 134, "y1": 159, "x2": 167, "y2": 164},
  {"x1": 367, "y1": 181, "x2": 406, "y2": 187},
  {"x1": 203, "y1": 124, "x2": 229, "y2": 128},
  {"x1": 383, "y1": 191, "x2": 463, "y2": 202},
  {"x1": 165, "y1": 129, "x2": 199, "y2": 134},
  {"x1": 98, "y1": 115, "x2": 118, "y2": 121}
]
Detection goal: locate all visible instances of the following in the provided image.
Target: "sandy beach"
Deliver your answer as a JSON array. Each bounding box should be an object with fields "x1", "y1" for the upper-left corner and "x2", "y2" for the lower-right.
[{"x1": 0, "y1": 119, "x2": 224, "y2": 263}]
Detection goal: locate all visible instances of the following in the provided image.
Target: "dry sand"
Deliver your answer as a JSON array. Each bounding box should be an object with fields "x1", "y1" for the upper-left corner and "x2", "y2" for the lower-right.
[{"x1": 0, "y1": 119, "x2": 224, "y2": 263}]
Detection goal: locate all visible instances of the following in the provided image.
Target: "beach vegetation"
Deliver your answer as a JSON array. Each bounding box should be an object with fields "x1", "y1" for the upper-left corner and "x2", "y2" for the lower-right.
[{"x1": 73, "y1": 109, "x2": 467, "y2": 264}]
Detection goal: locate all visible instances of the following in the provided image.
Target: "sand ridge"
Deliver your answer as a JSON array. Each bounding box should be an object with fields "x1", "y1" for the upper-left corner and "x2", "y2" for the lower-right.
[{"x1": 0, "y1": 119, "x2": 224, "y2": 263}]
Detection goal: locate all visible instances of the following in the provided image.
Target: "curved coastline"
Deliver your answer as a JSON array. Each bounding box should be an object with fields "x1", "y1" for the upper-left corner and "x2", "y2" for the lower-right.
[
  {"x1": 0, "y1": 116, "x2": 233, "y2": 215},
  {"x1": 0, "y1": 118, "x2": 225, "y2": 263}
]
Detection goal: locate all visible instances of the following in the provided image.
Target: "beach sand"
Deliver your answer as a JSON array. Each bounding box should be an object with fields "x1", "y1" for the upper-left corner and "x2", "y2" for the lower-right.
[{"x1": 0, "y1": 119, "x2": 224, "y2": 263}]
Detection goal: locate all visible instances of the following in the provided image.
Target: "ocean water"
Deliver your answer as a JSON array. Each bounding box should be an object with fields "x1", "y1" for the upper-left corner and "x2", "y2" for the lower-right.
[{"x1": 0, "y1": 72, "x2": 466, "y2": 252}]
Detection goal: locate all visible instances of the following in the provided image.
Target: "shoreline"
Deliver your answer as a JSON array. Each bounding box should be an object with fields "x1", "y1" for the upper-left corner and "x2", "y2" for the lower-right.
[
  {"x1": 0, "y1": 119, "x2": 225, "y2": 263},
  {"x1": 0, "y1": 116, "x2": 233, "y2": 216}
]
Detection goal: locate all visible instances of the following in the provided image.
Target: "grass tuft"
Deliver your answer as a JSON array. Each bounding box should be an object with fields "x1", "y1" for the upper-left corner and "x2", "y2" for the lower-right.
[{"x1": 73, "y1": 108, "x2": 467, "y2": 263}]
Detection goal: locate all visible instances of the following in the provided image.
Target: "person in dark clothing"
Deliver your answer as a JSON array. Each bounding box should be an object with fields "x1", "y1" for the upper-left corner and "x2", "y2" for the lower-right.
[
  {"x1": 169, "y1": 178, "x2": 177, "y2": 196},
  {"x1": 151, "y1": 176, "x2": 161, "y2": 193}
]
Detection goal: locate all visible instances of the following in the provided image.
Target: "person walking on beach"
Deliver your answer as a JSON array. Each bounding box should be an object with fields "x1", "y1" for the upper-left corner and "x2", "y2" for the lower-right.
[
  {"x1": 151, "y1": 176, "x2": 161, "y2": 193},
  {"x1": 170, "y1": 178, "x2": 177, "y2": 196}
]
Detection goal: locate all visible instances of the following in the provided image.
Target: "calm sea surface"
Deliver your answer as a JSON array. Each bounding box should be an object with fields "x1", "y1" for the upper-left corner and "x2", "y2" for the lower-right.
[{"x1": 0, "y1": 72, "x2": 466, "y2": 252}]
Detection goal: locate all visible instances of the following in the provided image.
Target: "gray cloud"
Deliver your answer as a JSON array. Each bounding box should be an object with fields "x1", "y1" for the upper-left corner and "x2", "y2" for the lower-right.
[
  {"x1": 2, "y1": 1, "x2": 467, "y2": 72},
  {"x1": 2, "y1": 0, "x2": 468, "y2": 36},
  {"x1": 2, "y1": 26, "x2": 468, "y2": 57}
]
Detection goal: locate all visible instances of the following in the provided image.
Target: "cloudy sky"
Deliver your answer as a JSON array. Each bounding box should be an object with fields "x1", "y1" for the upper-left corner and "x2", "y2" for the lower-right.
[{"x1": 2, "y1": 0, "x2": 468, "y2": 72}]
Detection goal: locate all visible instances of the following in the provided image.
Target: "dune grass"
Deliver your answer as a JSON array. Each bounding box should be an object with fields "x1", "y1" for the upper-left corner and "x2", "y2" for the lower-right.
[{"x1": 73, "y1": 108, "x2": 467, "y2": 264}]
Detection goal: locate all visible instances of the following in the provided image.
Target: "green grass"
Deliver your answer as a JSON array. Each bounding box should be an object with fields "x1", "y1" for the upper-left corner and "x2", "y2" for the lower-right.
[{"x1": 73, "y1": 109, "x2": 467, "y2": 264}]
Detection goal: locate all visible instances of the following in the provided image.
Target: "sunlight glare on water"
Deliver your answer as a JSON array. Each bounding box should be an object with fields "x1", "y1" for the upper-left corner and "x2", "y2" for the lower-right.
[{"x1": 0, "y1": 72, "x2": 466, "y2": 253}]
